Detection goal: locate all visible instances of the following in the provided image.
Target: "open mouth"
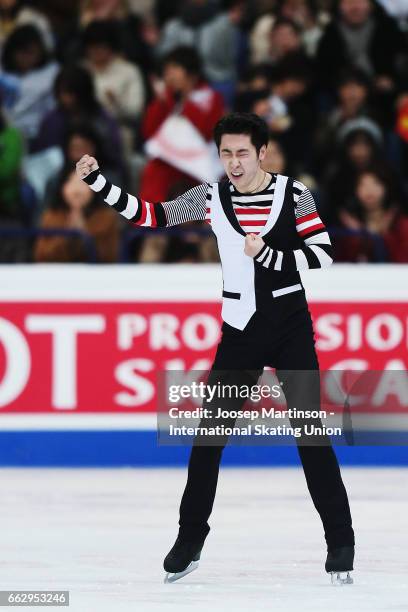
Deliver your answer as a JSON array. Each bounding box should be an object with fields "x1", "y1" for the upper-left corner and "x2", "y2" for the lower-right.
[{"x1": 231, "y1": 171, "x2": 243, "y2": 179}]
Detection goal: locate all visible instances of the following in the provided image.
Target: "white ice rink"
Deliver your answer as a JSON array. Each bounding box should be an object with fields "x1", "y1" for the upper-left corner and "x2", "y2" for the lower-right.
[{"x1": 0, "y1": 467, "x2": 407, "y2": 612}]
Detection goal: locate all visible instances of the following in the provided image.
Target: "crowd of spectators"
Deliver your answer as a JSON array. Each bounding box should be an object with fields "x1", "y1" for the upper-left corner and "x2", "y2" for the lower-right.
[{"x1": 0, "y1": 0, "x2": 407, "y2": 264}]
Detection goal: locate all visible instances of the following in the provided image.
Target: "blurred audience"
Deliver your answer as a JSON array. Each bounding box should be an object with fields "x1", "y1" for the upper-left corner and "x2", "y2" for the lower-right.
[
  {"x1": 0, "y1": 0, "x2": 54, "y2": 52},
  {"x1": 321, "y1": 117, "x2": 404, "y2": 222},
  {"x1": 236, "y1": 54, "x2": 315, "y2": 173},
  {"x1": 42, "y1": 122, "x2": 122, "y2": 208},
  {"x1": 313, "y1": 69, "x2": 380, "y2": 171},
  {"x1": 335, "y1": 168, "x2": 408, "y2": 262},
  {"x1": 140, "y1": 45, "x2": 224, "y2": 201},
  {"x1": 0, "y1": 24, "x2": 59, "y2": 144},
  {"x1": 34, "y1": 64, "x2": 126, "y2": 183},
  {"x1": 277, "y1": 0, "x2": 326, "y2": 56},
  {"x1": 0, "y1": 102, "x2": 23, "y2": 220},
  {"x1": 35, "y1": 167, "x2": 119, "y2": 263},
  {"x1": 0, "y1": 0, "x2": 405, "y2": 263},
  {"x1": 78, "y1": 0, "x2": 153, "y2": 71},
  {"x1": 0, "y1": 101, "x2": 30, "y2": 262},
  {"x1": 267, "y1": 17, "x2": 308, "y2": 64},
  {"x1": 262, "y1": 135, "x2": 288, "y2": 174},
  {"x1": 316, "y1": 0, "x2": 406, "y2": 96},
  {"x1": 157, "y1": 1, "x2": 220, "y2": 55},
  {"x1": 157, "y1": 0, "x2": 247, "y2": 105},
  {"x1": 250, "y1": 3, "x2": 326, "y2": 64},
  {"x1": 262, "y1": 132, "x2": 318, "y2": 191},
  {"x1": 82, "y1": 19, "x2": 145, "y2": 152}
]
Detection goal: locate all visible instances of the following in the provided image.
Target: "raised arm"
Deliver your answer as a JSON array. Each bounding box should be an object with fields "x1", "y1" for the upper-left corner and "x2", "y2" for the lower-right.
[
  {"x1": 76, "y1": 155, "x2": 210, "y2": 228},
  {"x1": 244, "y1": 183, "x2": 333, "y2": 271}
]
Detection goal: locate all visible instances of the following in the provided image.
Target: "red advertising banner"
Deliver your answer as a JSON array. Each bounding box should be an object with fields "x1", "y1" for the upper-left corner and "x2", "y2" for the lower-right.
[{"x1": 0, "y1": 301, "x2": 407, "y2": 413}]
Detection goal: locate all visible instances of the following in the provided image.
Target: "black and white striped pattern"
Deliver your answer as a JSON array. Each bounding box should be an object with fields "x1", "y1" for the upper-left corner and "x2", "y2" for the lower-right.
[
  {"x1": 83, "y1": 169, "x2": 144, "y2": 222},
  {"x1": 229, "y1": 176, "x2": 276, "y2": 234},
  {"x1": 81, "y1": 169, "x2": 332, "y2": 269},
  {"x1": 294, "y1": 184, "x2": 317, "y2": 218},
  {"x1": 162, "y1": 183, "x2": 209, "y2": 226},
  {"x1": 254, "y1": 239, "x2": 333, "y2": 271}
]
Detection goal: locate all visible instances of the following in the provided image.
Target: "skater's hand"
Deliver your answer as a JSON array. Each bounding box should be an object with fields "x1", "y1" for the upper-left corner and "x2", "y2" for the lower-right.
[
  {"x1": 244, "y1": 233, "x2": 265, "y2": 258},
  {"x1": 76, "y1": 154, "x2": 99, "y2": 180}
]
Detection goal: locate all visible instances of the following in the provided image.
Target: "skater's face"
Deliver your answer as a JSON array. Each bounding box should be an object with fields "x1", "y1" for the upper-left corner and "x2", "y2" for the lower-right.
[{"x1": 219, "y1": 134, "x2": 266, "y2": 191}]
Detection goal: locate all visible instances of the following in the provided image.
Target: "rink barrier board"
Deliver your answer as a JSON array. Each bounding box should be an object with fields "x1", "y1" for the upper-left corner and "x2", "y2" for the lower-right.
[
  {"x1": 0, "y1": 264, "x2": 408, "y2": 466},
  {"x1": 0, "y1": 431, "x2": 407, "y2": 466}
]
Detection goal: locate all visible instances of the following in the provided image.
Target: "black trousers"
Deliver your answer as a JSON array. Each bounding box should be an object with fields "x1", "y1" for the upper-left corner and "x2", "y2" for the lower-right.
[{"x1": 178, "y1": 296, "x2": 355, "y2": 551}]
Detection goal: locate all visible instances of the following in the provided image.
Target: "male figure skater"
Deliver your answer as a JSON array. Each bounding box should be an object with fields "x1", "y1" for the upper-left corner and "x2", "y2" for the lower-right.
[{"x1": 76, "y1": 113, "x2": 355, "y2": 585}]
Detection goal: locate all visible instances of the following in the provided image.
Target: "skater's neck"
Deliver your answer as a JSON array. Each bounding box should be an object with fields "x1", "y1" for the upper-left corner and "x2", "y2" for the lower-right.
[{"x1": 234, "y1": 169, "x2": 271, "y2": 195}]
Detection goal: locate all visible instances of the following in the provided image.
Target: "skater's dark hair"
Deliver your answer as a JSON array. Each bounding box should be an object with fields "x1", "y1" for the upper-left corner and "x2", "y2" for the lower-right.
[{"x1": 213, "y1": 113, "x2": 269, "y2": 154}]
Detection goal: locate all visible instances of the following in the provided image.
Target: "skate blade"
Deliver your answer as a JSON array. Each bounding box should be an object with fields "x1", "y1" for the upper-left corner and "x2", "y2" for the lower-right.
[
  {"x1": 164, "y1": 560, "x2": 199, "y2": 583},
  {"x1": 330, "y1": 571, "x2": 353, "y2": 586}
]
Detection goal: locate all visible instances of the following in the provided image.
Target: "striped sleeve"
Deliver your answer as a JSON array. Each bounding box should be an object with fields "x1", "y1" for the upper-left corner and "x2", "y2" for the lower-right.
[
  {"x1": 82, "y1": 169, "x2": 210, "y2": 227},
  {"x1": 253, "y1": 182, "x2": 333, "y2": 272},
  {"x1": 162, "y1": 183, "x2": 211, "y2": 226}
]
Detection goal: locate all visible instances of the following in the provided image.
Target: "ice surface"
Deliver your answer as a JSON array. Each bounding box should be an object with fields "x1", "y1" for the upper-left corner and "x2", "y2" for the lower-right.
[{"x1": 0, "y1": 467, "x2": 406, "y2": 612}]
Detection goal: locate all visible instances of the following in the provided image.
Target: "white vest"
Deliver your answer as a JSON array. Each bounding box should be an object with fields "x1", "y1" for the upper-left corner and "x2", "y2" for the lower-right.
[{"x1": 211, "y1": 174, "x2": 293, "y2": 330}]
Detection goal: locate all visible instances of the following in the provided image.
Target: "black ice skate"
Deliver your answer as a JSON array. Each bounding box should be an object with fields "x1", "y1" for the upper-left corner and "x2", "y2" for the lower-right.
[
  {"x1": 325, "y1": 545, "x2": 354, "y2": 585},
  {"x1": 163, "y1": 536, "x2": 204, "y2": 583}
]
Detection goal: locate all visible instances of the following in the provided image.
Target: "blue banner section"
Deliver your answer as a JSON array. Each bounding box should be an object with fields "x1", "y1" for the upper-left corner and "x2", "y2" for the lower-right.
[{"x1": 0, "y1": 431, "x2": 406, "y2": 466}]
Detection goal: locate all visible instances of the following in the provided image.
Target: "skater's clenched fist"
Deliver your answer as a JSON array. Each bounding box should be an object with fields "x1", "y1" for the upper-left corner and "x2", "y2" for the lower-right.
[
  {"x1": 244, "y1": 233, "x2": 265, "y2": 258},
  {"x1": 76, "y1": 154, "x2": 99, "y2": 180}
]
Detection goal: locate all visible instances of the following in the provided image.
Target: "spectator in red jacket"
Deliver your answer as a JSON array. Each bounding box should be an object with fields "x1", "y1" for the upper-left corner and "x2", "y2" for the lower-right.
[{"x1": 139, "y1": 45, "x2": 224, "y2": 202}]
